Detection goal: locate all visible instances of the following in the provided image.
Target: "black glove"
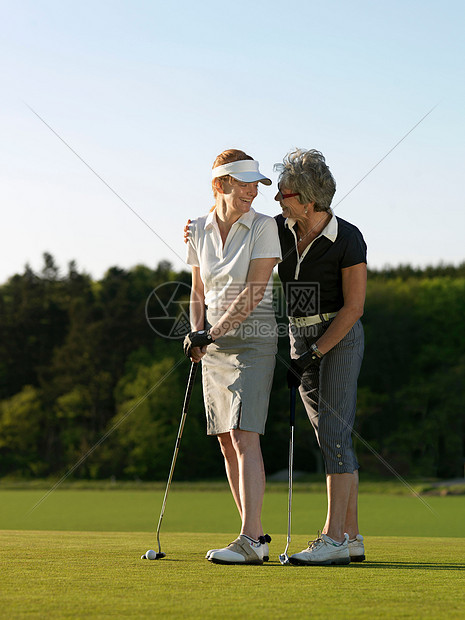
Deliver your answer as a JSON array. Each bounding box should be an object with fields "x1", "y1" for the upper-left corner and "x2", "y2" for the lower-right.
[
  {"x1": 183, "y1": 330, "x2": 215, "y2": 357},
  {"x1": 287, "y1": 359, "x2": 303, "y2": 389},
  {"x1": 287, "y1": 348, "x2": 322, "y2": 389}
]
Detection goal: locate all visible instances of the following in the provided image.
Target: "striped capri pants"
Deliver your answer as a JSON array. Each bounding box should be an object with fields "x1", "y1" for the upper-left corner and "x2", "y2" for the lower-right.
[{"x1": 289, "y1": 319, "x2": 364, "y2": 474}]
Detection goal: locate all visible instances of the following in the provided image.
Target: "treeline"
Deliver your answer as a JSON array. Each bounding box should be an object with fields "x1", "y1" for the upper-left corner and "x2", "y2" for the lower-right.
[{"x1": 0, "y1": 254, "x2": 464, "y2": 481}]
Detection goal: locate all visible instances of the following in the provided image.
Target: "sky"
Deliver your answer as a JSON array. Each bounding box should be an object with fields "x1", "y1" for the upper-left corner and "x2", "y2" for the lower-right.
[{"x1": 1, "y1": 0, "x2": 464, "y2": 283}]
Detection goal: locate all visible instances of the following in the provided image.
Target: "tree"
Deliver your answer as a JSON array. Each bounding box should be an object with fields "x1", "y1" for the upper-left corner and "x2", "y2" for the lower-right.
[
  {"x1": 0, "y1": 386, "x2": 46, "y2": 476},
  {"x1": 96, "y1": 356, "x2": 219, "y2": 480}
]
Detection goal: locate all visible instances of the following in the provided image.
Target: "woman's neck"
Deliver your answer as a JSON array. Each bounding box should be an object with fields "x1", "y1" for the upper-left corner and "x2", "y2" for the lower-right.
[
  {"x1": 296, "y1": 211, "x2": 331, "y2": 241},
  {"x1": 214, "y1": 200, "x2": 243, "y2": 228}
]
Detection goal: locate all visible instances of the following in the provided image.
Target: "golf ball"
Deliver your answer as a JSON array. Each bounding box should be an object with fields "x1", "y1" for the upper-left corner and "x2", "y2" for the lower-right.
[{"x1": 146, "y1": 549, "x2": 156, "y2": 560}]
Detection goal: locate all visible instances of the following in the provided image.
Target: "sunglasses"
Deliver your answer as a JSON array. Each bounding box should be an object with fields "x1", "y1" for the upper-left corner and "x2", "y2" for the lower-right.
[{"x1": 276, "y1": 188, "x2": 300, "y2": 201}]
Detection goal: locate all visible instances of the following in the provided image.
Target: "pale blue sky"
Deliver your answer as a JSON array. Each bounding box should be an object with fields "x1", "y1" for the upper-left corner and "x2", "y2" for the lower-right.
[{"x1": 1, "y1": 0, "x2": 464, "y2": 282}]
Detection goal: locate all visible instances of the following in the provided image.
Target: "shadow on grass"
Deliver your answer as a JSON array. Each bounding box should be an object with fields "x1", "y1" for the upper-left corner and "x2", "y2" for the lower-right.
[
  {"x1": 353, "y1": 561, "x2": 465, "y2": 571},
  {"x1": 264, "y1": 562, "x2": 465, "y2": 571}
]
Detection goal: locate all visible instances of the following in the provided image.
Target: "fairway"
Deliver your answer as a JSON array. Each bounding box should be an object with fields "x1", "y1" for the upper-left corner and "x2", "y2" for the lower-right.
[
  {"x1": 2, "y1": 484, "x2": 465, "y2": 537},
  {"x1": 1, "y1": 485, "x2": 465, "y2": 618},
  {"x1": 1, "y1": 530, "x2": 465, "y2": 618}
]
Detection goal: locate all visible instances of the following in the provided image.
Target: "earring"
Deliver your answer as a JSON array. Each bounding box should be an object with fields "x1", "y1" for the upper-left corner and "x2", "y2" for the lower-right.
[{"x1": 304, "y1": 207, "x2": 308, "y2": 215}]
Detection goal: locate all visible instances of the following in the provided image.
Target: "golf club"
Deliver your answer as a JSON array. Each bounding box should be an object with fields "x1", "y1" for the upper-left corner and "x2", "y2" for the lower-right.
[
  {"x1": 279, "y1": 384, "x2": 296, "y2": 565},
  {"x1": 141, "y1": 360, "x2": 199, "y2": 560},
  {"x1": 279, "y1": 363, "x2": 320, "y2": 565}
]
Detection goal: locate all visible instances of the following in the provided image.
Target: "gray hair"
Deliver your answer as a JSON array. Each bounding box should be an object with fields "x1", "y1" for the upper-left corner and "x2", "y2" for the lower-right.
[{"x1": 274, "y1": 149, "x2": 336, "y2": 212}]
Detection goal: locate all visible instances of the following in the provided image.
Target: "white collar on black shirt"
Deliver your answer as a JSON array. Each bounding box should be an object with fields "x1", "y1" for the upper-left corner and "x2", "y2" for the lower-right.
[
  {"x1": 285, "y1": 209, "x2": 338, "y2": 242},
  {"x1": 206, "y1": 207, "x2": 256, "y2": 231}
]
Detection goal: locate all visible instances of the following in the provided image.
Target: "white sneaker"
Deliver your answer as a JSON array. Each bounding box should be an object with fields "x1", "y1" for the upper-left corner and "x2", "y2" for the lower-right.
[
  {"x1": 205, "y1": 547, "x2": 218, "y2": 560},
  {"x1": 348, "y1": 534, "x2": 365, "y2": 561},
  {"x1": 206, "y1": 534, "x2": 271, "y2": 561},
  {"x1": 208, "y1": 535, "x2": 264, "y2": 565},
  {"x1": 289, "y1": 533, "x2": 350, "y2": 566}
]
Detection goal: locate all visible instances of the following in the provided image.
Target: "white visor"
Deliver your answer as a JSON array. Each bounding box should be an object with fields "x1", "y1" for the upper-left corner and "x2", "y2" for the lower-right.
[{"x1": 212, "y1": 160, "x2": 272, "y2": 185}]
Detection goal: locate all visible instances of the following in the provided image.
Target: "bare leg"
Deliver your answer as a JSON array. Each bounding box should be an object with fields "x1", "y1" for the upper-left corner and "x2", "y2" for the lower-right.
[
  {"x1": 322, "y1": 471, "x2": 359, "y2": 542},
  {"x1": 344, "y1": 469, "x2": 360, "y2": 539},
  {"x1": 230, "y1": 429, "x2": 265, "y2": 540},
  {"x1": 217, "y1": 433, "x2": 242, "y2": 519}
]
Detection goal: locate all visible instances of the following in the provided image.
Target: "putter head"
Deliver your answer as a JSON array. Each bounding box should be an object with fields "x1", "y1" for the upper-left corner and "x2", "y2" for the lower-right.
[
  {"x1": 141, "y1": 551, "x2": 166, "y2": 560},
  {"x1": 279, "y1": 553, "x2": 290, "y2": 566}
]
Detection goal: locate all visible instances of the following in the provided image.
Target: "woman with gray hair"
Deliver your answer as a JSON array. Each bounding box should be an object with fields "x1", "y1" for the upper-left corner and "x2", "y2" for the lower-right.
[
  {"x1": 184, "y1": 148, "x2": 367, "y2": 565},
  {"x1": 275, "y1": 148, "x2": 367, "y2": 566}
]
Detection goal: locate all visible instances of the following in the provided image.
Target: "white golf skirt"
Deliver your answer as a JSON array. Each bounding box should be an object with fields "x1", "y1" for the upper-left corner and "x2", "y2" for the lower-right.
[{"x1": 201, "y1": 308, "x2": 277, "y2": 436}]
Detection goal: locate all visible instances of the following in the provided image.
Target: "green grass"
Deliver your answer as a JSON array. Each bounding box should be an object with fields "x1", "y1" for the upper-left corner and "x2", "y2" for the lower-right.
[
  {"x1": 1, "y1": 531, "x2": 465, "y2": 618},
  {"x1": 1, "y1": 484, "x2": 465, "y2": 618},
  {"x1": 1, "y1": 485, "x2": 465, "y2": 537}
]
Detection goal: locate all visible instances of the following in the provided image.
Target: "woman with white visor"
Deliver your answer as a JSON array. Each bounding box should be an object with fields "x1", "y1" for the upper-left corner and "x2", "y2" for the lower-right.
[{"x1": 183, "y1": 149, "x2": 281, "y2": 565}]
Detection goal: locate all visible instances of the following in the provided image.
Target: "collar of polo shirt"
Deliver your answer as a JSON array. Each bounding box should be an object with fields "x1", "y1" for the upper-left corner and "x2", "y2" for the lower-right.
[
  {"x1": 285, "y1": 209, "x2": 338, "y2": 243},
  {"x1": 206, "y1": 207, "x2": 256, "y2": 231}
]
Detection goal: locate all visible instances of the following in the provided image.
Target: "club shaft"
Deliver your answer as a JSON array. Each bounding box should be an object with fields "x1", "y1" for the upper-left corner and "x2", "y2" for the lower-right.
[
  {"x1": 283, "y1": 425, "x2": 294, "y2": 556},
  {"x1": 156, "y1": 361, "x2": 198, "y2": 553},
  {"x1": 283, "y1": 386, "x2": 296, "y2": 556}
]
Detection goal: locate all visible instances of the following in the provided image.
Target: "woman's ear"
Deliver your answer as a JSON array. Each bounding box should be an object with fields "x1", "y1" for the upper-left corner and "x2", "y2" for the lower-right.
[
  {"x1": 302, "y1": 200, "x2": 315, "y2": 213},
  {"x1": 213, "y1": 178, "x2": 224, "y2": 194}
]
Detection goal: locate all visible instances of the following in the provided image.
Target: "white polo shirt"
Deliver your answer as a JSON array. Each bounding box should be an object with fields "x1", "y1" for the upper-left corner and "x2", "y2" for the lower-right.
[{"x1": 186, "y1": 208, "x2": 282, "y2": 313}]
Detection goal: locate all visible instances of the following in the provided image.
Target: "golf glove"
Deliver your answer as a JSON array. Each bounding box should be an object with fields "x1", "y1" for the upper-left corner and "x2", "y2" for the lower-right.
[
  {"x1": 183, "y1": 330, "x2": 215, "y2": 357},
  {"x1": 287, "y1": 347, "x2": 322, "y2": 389}
]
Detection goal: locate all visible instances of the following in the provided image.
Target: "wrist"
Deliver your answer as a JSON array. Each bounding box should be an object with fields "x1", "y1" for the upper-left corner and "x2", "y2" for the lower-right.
[
  {"x1": 209, "y1": 326, "x2": 221, "y2": 340},
  {"x1": 310, "y1": 343, "x2": 324, "y2": 359}
]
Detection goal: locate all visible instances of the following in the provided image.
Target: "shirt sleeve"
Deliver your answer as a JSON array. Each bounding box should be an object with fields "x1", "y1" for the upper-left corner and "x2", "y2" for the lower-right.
[
  {"x1": 250, "y1": 216, "x2": 282, "y2": 262},
  {"x1": 186, "y1": 219, "x2": 200, "y2": 267},
  {"x1": 340, "y1": 226, "x2": 367, "y2": 268}
]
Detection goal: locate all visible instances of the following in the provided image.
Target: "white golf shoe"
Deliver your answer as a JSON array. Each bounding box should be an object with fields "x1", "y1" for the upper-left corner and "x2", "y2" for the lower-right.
[
  {"x1": 289, "y1": 532, "x2": 350, "y2": 566},
  {"x1": 348, "y1": 534, "x2": 365, "y2": 561},
  {"x1": 206, "y1": 534, "x2": 271, "y2": 561},
  {"x1": 208, "y1": 535, "x2": 264, "y2": 565}
]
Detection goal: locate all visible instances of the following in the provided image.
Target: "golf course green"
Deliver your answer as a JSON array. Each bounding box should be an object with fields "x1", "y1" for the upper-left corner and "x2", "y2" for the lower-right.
[{"x1": 1, "y1": 482, "x2": 464, "y2": 618}]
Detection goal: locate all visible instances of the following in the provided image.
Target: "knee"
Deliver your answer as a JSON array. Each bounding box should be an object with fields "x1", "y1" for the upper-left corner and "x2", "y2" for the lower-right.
[
  {"x1": 217, "y1": 434, "x2": 235, "y2": 460},
  {"x1": 230, "y1": 430, "x2": 259, "y2": 456}
]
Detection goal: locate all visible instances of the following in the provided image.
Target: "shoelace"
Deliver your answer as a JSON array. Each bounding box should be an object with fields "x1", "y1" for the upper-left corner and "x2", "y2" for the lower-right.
[
  {"x1": 258, "y1": 534, "x2": 271, "y2": 545},
  {"x1": 307, "y1": 531, "x2": 325, "y2": 551}
]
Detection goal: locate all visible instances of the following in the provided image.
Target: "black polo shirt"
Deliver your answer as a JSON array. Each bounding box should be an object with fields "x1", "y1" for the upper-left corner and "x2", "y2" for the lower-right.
[{"x1": 275, "y1": 214, "x2": 367, "y2": 317}]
